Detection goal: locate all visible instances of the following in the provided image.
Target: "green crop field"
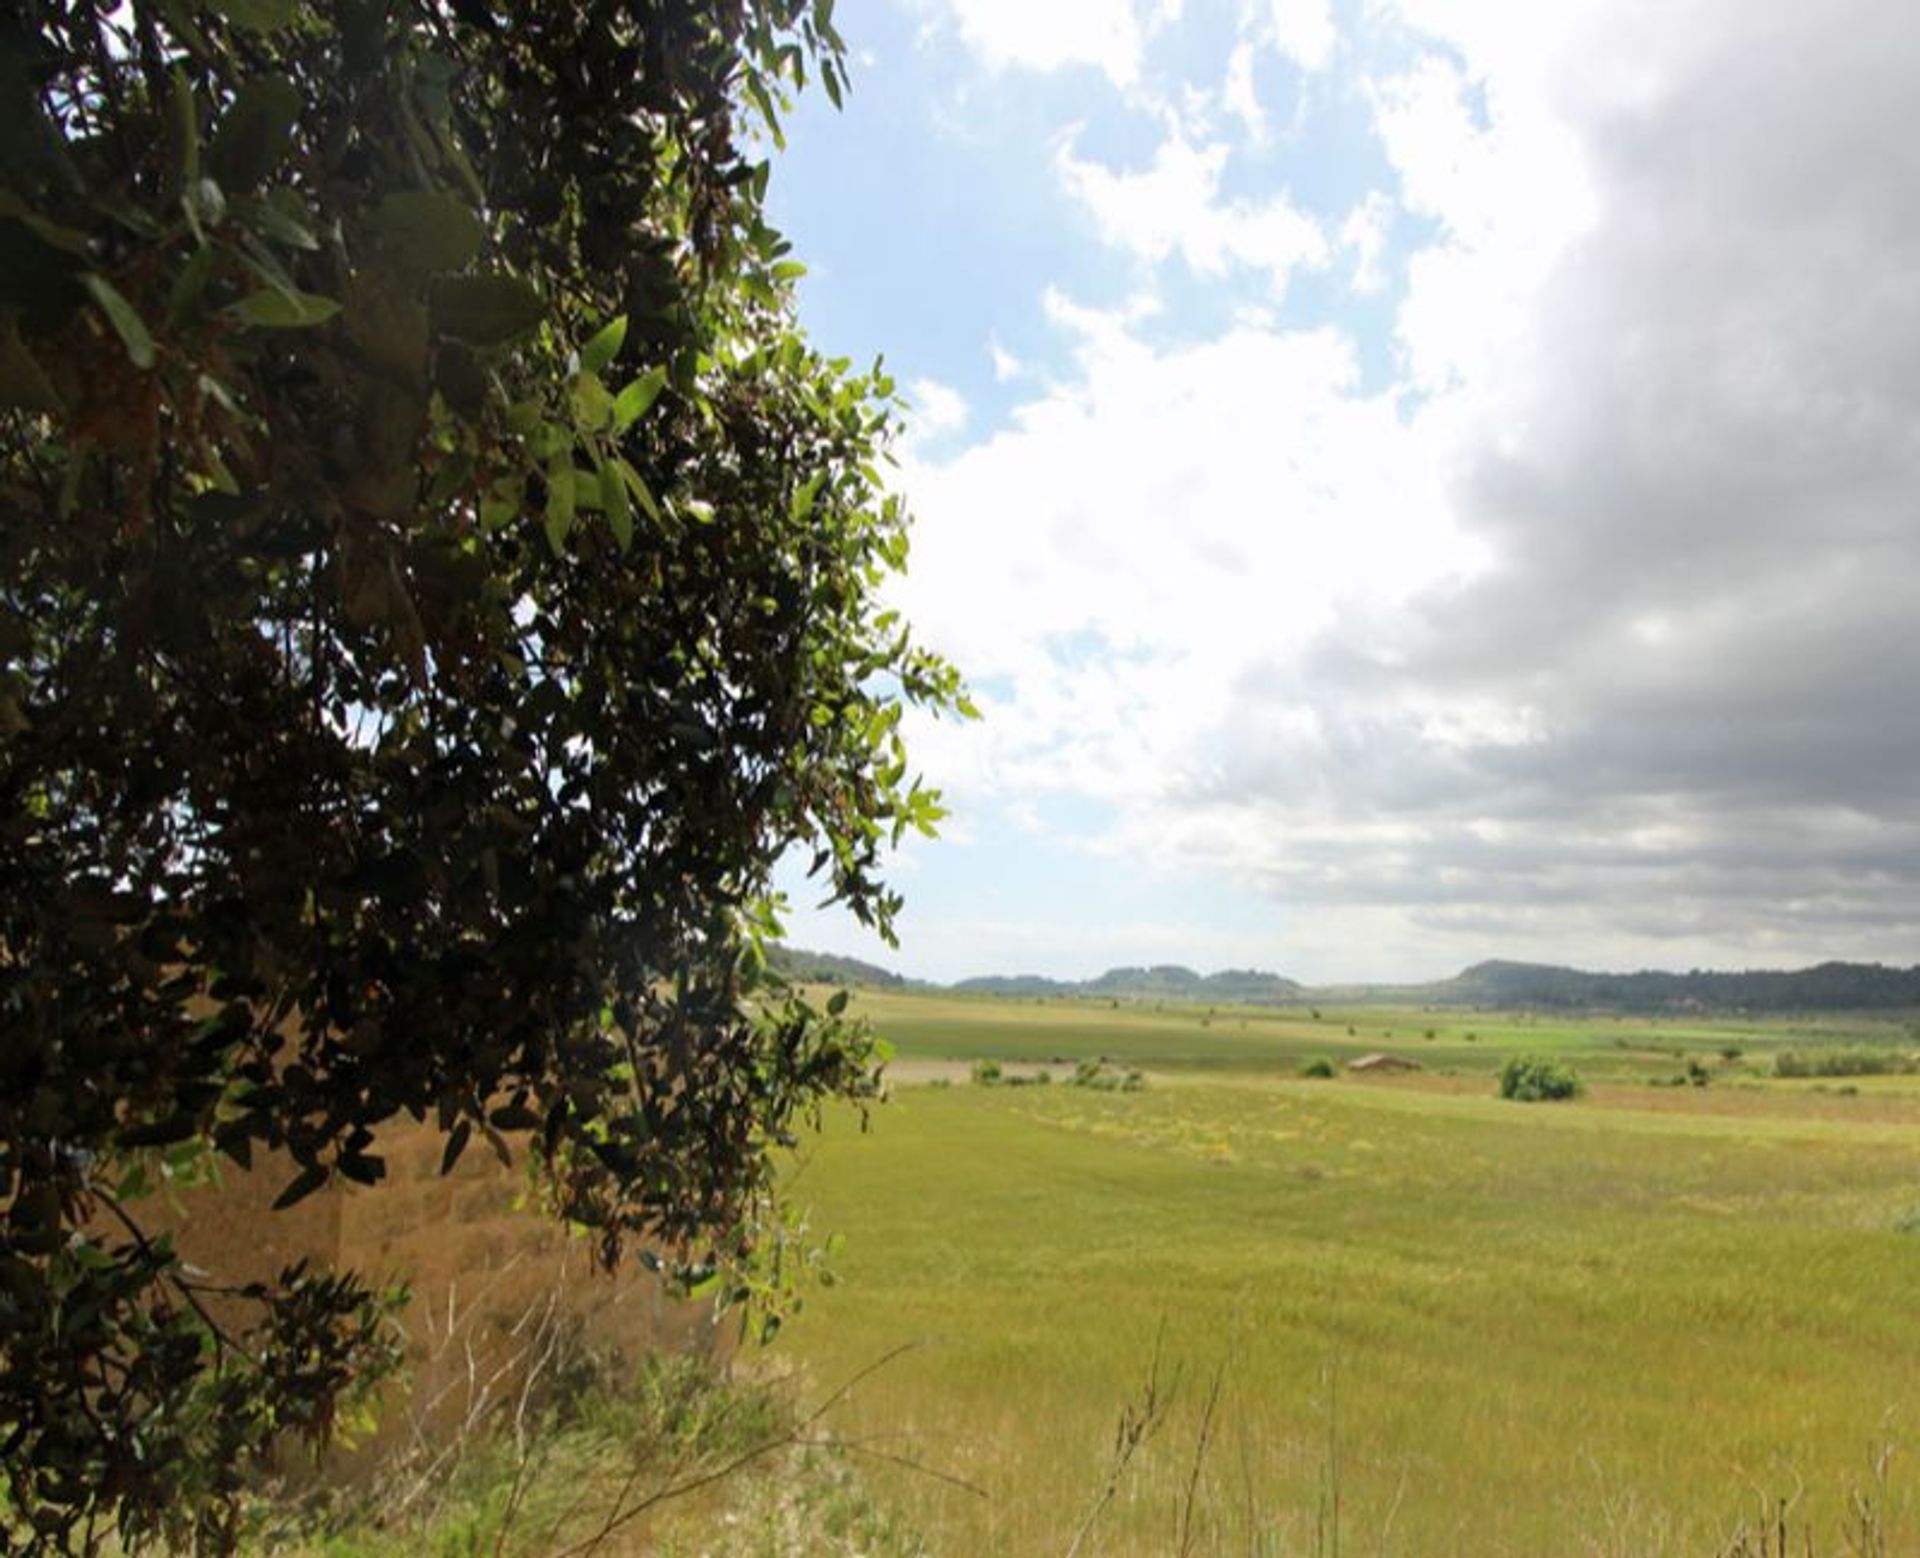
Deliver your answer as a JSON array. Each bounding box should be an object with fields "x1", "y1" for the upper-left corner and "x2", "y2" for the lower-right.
[{"x1": 766, "y1": 990, "x2": 1920, "y2": 1556}]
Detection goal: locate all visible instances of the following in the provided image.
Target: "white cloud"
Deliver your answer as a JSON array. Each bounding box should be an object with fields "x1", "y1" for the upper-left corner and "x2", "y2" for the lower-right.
[
  {"x1": 1155, "y1": 0, "x2": 1920, "y2": 974},
  {"x1": 1368, "y1": 48, "x2": 1598, "y2": 397},
  {"x1": 987, "y1": 337, "x2": 1024, "y2": 382},
  {"x1": 885, "y1": 0, "x2": 1920, "y2": 979},
  {"x1": 915, "y1": 0, "x2": 1152, "y2": 88},
  {"x1": 1243, "y1": 0, "x2": 1336, "y2": 73},
  {"x1": 891, "y1": 295, "x2": 1477, "y2": 822},
  {"x1": 906, "y1": 377, "x2": 969, "y2": 442},
  {"x1": 1222, "y1": 41, "x2": 1265, "y2": 142},
  {"x1": 1056, "y1": 123, "x2": 1328, "y2": 291},
  {"x1": 1337, "y1": 191, "x2": 1394, "y2": 294}
]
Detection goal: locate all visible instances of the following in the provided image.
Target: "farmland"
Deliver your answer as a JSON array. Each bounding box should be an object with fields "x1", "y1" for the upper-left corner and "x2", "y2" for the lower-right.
[{"x1": 769, "y1": 990, "x2": 1920, "y2": 1555}]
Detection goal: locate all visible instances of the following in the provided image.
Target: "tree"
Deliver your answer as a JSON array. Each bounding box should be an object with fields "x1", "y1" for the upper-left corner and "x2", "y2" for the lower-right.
[{"x1": 0, "y1": 2, "x2": 966, "y2": 1549}]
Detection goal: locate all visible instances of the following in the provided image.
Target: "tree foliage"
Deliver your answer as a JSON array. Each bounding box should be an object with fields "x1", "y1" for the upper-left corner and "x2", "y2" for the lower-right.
[
  {"x1": 0, "y1": 1, "x2": 965, "y2": 1548},
  {"x1": 1496, "y1": 1056, "x2": 1584, "y2": 1103}
]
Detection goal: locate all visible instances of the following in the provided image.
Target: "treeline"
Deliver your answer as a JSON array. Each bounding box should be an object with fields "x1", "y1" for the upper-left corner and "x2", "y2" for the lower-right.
[
  {"x1": 1444, "y1": 959, "x2": 1920, "y2": 1013},
  {"x1": 773, "y1": 946, "x2": 1920, "y2": 1015},
  {"x1": 765, "y1": 946, "x2": 909, "y2": 988},
  {"x1": 952, "y1": 964, "x2": 1304, "y2": 1003}
]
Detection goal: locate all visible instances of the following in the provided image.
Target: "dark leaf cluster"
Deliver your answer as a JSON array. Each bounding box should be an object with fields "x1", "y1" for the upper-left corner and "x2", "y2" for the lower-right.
[{"x1": 0, "y1": 0, "x2": 963, "y2": 1548}]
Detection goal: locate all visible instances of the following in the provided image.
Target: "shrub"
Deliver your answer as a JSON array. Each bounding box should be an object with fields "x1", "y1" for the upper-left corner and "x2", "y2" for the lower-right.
[
  {"x1": 970, "y1": 1060, "x2": 1003, "y2": 1087},
  {"x1": 1498, "y1": 1055, "x2": 1584, "y2": 1102},
  {"x1": 1300, "y1": 1057, "x2": 1337, "y2": 1079},
  {"x1": 1067, "y1": 1058, "x2": 1145, "y2": 1093},
  {"x1": 1774, "y1": 1048, "x2": 1919, "y2": 1078}
]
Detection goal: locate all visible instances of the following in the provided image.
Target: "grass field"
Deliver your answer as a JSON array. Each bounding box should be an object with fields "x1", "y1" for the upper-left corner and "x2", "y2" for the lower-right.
[{"x1": 765, "y1": 990, "x2": 1920, "y2": 1555}]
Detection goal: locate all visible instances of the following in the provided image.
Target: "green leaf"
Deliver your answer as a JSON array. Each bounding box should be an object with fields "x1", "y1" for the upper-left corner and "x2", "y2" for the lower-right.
[
  {"x1": 790, "y1": 471, "x2": 826, "y2": 522},
  {"x1": 231, "y1": 288, "x2": 341, "y2": 328},
  {"x1": 271, "y1": 1163, "x2": 329, "y2": 1211},
  {"x1": 81, "y1": 274, "x2": 155, "y2": 369},
  {"x1": 369, "y1": 190, "x2": 484, "y2": 281},
  {"x1": 336, "y1": 1152, "x2": 385, "y2": 1186},
  {"x1": 612, "y1": 367, "x2": 668, "y2": 431},
  {"x1": 580, "y1": 314, "x2": 627, "y2": 377},
  {"x1": 209, "y1": 75, "x2": 301, "y2": 193},
  {"x1": 183, "y1": 178, "x2": 226, "y2": 235},
  {"x1": 244, "y1": 194, "x2": 320, "y2": 251},
  {"x1": 115, "y1": 1161, "x2": 151, "y2": 1202},
  {"x1": 544, "y1": 451, "x2": 575, "y2": 554},
  {"x1": 601, "y1": 462, "x2": 633, "y2": 550},
  {"x1": 166, "y1": 247, "x2": 214, "y2": 326},
  {"x1": 571, "y1": 371, "x2": 614, "y2": 431},
  {"x1": 479, "y1": 482, "x2": 520, "y2": 533},
  {"x1": 744, "y1": 75, "x2": 784, "y2": 149},
  {"x1": 0, "y1": 316, "x2": 63, "y2": 411},
  {"x1": 0, "y1": 193, "x2": 91, "y2": 256},
  {"x1": 170, "y1": 67, "x2": 200, "y2": 191},
  {"x1": 428, "y1": 273, "x2": 545, "y2": 346},
  {"x1": 212, "y1": 0, "x2": 296, "y2": 32},
  {"x1": 612, "y1": 458, "x2": 662, "y2": 523},
  {"x1": 440, "y1": 1121, "x2": 472, "y2": 1175}
]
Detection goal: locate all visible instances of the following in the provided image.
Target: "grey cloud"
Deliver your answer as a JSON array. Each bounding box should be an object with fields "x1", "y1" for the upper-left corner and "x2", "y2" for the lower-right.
[{"x1": 1191, "y1": 0, "x2": 1920, "y2": 961}]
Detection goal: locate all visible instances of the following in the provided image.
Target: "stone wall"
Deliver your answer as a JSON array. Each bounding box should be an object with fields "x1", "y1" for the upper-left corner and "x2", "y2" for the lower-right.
[{"x1": 150, "y1": 1120, "x2": 729, "y2": 1473}]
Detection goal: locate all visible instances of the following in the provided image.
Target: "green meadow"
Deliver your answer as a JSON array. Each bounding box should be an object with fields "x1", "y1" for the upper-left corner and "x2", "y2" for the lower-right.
[{"x1": 771, "y1": 990, "x2": 1920, "y2": 1556}]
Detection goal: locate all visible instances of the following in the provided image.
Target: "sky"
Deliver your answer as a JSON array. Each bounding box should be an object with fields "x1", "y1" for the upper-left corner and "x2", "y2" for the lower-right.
[{"x1": 763, "y1": 0, "x2": 1920, "y2": 986}]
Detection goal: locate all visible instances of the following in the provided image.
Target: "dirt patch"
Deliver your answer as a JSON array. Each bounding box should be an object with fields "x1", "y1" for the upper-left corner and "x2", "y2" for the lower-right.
[{"x1": 884, "y1": 1058, "x2": 1064, "y2": 1086}]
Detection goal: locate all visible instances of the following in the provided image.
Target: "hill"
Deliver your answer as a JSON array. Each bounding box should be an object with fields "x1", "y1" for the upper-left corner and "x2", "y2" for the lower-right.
[
  {"x1": 953, "y1": 964, "x2": 1305, "y2": 1004},
  {"x1": 766, "y1": 945, "x2": 909, "y2": 988},
  {"x1": 781, "y1": 946, "x2": 1920, "y2": 1014},
  {"x1": 1430, "y1": 957, "x2": 1920, "y2": 1012}
]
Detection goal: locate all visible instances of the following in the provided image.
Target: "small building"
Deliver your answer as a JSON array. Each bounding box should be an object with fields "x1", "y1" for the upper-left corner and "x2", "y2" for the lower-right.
[{"x1": 1347, "y1": 1052, "x2": 1420, "y2": 1074}]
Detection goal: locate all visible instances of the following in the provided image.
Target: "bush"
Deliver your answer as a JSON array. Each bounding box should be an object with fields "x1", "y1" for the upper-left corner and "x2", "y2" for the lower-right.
[
  {"x1": 1773, "y1": 1048, "x2": 1920, "y2": 1078},
  {"x1": 1068, "y1": 1058, "x2": 1146, "y2": 1093},
  {"x1": 1300, "y1": 1057, "x2": 1337, "y2": 1079},
  {"x1": 970, "y1": 1060, "x2": 1003, "y2": 1087},
  {"x1": 1498, "y1": 1056, "x2": 1584, "y2": 1102}
]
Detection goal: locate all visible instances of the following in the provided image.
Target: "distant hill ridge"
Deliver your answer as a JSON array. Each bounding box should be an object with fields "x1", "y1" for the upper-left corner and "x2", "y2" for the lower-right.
[
  {"x1": 1442, "y1": 957, "x2": 1920, "y2": 1012},
  {"x1": 764, "y1": 945, "x2": 908, "y2": 988},
  {"x1": 773, "y1": 945, "x2": 1920, "y2": 1013}
]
